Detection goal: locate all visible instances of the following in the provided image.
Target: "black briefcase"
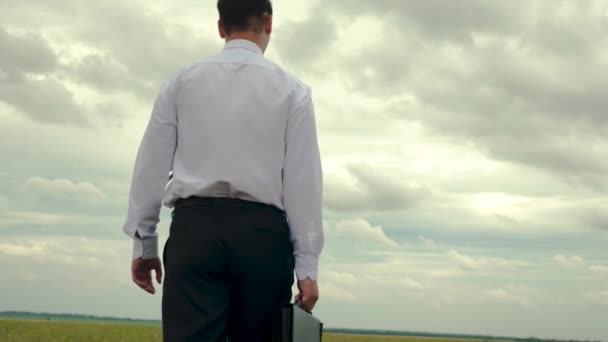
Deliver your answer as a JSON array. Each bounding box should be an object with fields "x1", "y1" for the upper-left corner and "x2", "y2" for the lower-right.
[{"x1": 275, "y1": 303, "x2": 323, "y2": 342}]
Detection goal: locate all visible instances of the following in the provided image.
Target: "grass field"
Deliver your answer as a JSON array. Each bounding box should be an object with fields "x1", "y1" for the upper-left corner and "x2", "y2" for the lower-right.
[{"x1": 0, "y1": 319, "x2": 488, "y2": 342}]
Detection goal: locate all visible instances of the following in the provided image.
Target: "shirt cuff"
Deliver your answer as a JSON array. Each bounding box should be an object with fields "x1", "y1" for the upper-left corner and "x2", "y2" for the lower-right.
[
  {"x1": 132, "y1": 235, "x2": 159, "y2": 260},
  {"x1": 295, "y1": 254, "x2": 319, "y2": 281}
]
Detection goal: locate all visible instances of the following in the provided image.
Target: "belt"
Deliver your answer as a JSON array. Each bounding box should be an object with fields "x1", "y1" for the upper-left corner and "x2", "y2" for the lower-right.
[{"x1": 173, "y1": 196, "x2": 286, "y2": 216}]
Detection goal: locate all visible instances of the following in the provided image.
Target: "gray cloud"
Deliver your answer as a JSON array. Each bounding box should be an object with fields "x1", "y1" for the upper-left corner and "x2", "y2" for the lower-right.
[
  {"x1": 0, "y1": 26, "x2": 94, "y2": 125},
  {"x1": 0, "y1": 26, "x2": 57, "y2": 75},
  {"x1": 0, "y1": 175, "x2": 133, "y2": 239},
  {"x1": 583, "y1": 211, "x2": 608, "y2": 232},
  {"x1": 59, "y1": 1, "x2": 217, "y2": 99},
  {"x1": 325, "y1": 163, "x2": 430, "y2": 212},
  {"x1": 274, "y1": 11, "x2": 337, "y2": 71},
  {"x1": 332, "y1": 0, "x2": 527, "y2": 42},
  {"x1": 62, "y1": 53, "x2": 151, "y2": 99},
  {"x1": 278, "y1": 1, "x2": 608, "y2": 187},
  {"x1": 24, "y1": 176, "x2": 106, "y2": 204},
  {"x1": 403, "y1": 35, "x2": 608, "y2": 186},
  {"x1": 3, "y1": 176, "x2": 117, "y2": 214},
  {"x1": 0, "y1": 74, "x2": 90, "y2": 125},
  {"x1": 1, "y1": 1, "x2": 218, "y2": 125},
  {"x1": 92, "y1": 102, "x2": 129, "y2": 128}
]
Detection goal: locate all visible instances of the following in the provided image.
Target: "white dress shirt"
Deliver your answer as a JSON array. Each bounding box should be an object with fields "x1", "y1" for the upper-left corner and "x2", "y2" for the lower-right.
[{"x1": 123, "y1": 39, "x2": 324, "y2": 281}]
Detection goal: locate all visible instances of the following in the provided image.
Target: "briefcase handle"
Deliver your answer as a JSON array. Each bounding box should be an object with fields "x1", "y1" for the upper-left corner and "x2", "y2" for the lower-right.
[{"x1": 294, "y1": 299, "x2": 313, "y2": 314}]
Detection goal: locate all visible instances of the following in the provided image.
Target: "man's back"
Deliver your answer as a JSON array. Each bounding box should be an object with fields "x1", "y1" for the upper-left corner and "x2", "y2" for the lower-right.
[{"x1": 165, "y1": 39, "x2": 305, "y2": 209}]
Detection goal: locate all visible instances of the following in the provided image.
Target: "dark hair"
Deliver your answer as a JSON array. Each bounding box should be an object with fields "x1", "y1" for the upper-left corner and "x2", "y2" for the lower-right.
[{"x1": 217, "y1": 0, "x2": 273, "y2": 34}]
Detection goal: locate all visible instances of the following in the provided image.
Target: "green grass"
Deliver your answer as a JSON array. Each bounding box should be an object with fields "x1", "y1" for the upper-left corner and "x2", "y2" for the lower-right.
[
  {"x1": 0, "y1": 319, "x2": 161, "y2": 341},
  {"x1": 324, "y1": 335, "x2": 485, "y2": 342},
  {"x1": 0, "y1": 319, "x2": 486, "y2": 342}
]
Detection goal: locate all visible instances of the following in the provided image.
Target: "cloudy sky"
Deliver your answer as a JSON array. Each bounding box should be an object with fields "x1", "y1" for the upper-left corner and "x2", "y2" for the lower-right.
[{"x1": 1, "y1": 0, "x2": 608, "y2": 340}]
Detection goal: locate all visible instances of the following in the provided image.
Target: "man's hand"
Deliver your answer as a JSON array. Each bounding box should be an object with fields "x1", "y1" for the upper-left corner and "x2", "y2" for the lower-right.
[
  {"x1": 295, "y1": 278, "x2": 319, "y2": 313},
  {"x1": 132, "y1": 257, "x2": 163, "y2": 295}
]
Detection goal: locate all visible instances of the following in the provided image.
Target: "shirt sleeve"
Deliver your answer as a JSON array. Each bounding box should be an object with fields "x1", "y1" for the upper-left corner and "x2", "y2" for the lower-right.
[
  {"x1": 122, "y1": 78, "x2": 178, "y2": 260},
  {"x1": 283, "y1": 83, "x2": 324, "y2": 281}
]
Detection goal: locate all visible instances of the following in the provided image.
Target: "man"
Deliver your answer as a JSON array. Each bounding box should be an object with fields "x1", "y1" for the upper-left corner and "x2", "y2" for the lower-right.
[{"x1": 122, "y1": 0, "x2": 324, "y2": 341}]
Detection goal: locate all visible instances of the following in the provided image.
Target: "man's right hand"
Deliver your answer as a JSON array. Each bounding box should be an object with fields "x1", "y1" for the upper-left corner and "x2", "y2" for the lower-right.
[{"x1": 295, "y1": 278, "x2": 319, "y2": 313}]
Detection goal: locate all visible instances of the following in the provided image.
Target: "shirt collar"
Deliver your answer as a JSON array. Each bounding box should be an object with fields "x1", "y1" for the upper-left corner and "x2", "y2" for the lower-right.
[{"x1": 223, "y1": 39, "x2": 263, "y2": 55}]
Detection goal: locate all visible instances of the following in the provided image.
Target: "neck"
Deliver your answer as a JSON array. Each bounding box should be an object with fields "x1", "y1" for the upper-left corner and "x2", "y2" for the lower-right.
[{"x1": 225, "y1": 32, "x2": 264, "y2": 52}]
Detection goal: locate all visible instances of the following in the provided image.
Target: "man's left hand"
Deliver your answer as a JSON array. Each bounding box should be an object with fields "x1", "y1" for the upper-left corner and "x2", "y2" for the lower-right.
[{"x1": 132, "y1": 257, "x2": 163, "y2": 295}]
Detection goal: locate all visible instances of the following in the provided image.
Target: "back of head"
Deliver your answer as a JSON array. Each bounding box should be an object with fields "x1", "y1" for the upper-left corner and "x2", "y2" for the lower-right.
[{"x1": 217, "y1": 0, "x2": 273, "y2": 35}]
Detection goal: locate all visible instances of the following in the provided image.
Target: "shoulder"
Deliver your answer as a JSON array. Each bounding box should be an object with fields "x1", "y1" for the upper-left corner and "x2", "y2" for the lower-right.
[
  {"x1": 157, "y1": 62, "x2": 196, "y2": 94},
  {"x1": 263, "y1": 58, "x2": 311, "y2": 95},
  {"x1": 158, "y1": 55, "x2": 221, "y2": 97},
  {"x1": 286, "y1": 72, "x2": 312, "y2": 109},
  {"x1": 293, "y1": 76, "x2": 311, "y2": 101},
  {"x1": 171, "y1": 56, "x2": 217, "y2": 83}
]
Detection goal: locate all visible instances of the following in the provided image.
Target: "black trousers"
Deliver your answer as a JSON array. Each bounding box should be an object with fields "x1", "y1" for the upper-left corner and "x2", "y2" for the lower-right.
[{"x1": 161, "y1": 197, "x2": 295, "y2": 341}]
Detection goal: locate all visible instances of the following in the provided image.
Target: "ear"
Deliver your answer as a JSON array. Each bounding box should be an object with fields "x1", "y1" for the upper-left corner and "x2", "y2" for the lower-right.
[
  {"x1": 218, "y1": 19, "x2": 226, "y2": 39},
  {"x1": 264, "y1": 15, "x2": 273, "y2": 35}
]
